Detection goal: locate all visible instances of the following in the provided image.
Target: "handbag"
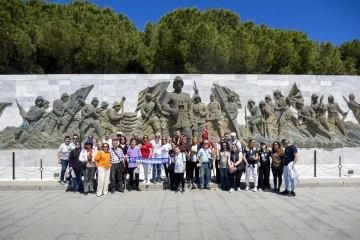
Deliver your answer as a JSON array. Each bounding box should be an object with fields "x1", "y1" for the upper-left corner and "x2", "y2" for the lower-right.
[
  {"x1": 237, "y1": 161, "x2": 245, "y2": 171},
  {"x1": 229, "y1": 165, "x2": 237, "y2": 174}
]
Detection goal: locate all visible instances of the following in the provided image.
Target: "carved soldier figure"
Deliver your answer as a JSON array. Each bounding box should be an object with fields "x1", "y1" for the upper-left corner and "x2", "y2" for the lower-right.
[
  {"x1": 15, "y1": 96, "x2": 45, "y2": 139},
  {"x1": 141, "y1": 93, "x2": 161, "y2": 135},
  {"x1": 191, "y1": 93, "x2": 208, "y2": 140},
  {"x1": 163, "y1": 76, "x2": 192, "y2": 144},
  {"x1": 39, "y1": 99, "x2": 50, "y2": 132},
  {"x1": 327, "y1": 95, "x2": 349, "y2": 140},
  {"x1": 265, "y1": 94, "x2": 275, "y2": 113},
  {"x1": 206, "y1": 93, "x2": 221, "y2": 136},
  {"x1": 159, "y1": 106, "x2": 169, "y2": 137},
  {"x1": 273, "y1": 90, "x2": 299, "y2": 137},
  {"x1": 310, "y1": 94, "x2": 330, "y2": 131},
  {"x1": 49, "y1": 93, "x2": 70, "y2": 133},
  {"x1": 247, "y1": 99, "x2": 263, "y2": 136},
  {"x1": 80, "y1": 97, "x2": 102, "y2": 139},
  {"x1": 60, "y1": 95, "x2": 85, "y2": 132},
  {"x1": 259, "y1": 100, "x2": 277, "y2": 139},
  {"x1": 294, "y1": 99, "x2": 333, "y2": 141},
  {"x1": 347, "y1": 93, "x2": 360, "y2": 123},
  {"x1": 97, "y1": 101, "x2": 116, "y2": 134},
  {"x1": 219, "y1": 92, "x2": 239, "y2": 137},
  {"x1": 107, "y1": 98, "x2": 125, "y2": 133}
]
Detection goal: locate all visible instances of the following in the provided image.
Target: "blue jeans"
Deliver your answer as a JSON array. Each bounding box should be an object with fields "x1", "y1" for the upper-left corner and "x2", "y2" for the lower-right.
[
  {"x1": 220, "y1": 168, "x2": 229, "y2": 189},
  {"x1": 283, "y1": 163, "x2": 295, "y2": 192},
  {"x1": 200, "y1": 163, "x2": 210, "y2": 188},
  {"x1": 72, "y1": 169, "x2": 82, "y2": 190},
  {"x1": 60, "y1": 160, "x2": 69, "y2": 181},
  {"x1": 152, "y1": 164, "x2": 162, "y2": 181}
]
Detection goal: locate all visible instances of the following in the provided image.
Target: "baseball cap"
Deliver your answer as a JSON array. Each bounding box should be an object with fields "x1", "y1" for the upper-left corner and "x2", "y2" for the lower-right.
[
  {"x1": 230, "y1": 132, "x2": 236, "y2": 136},
  {"x1": 117, "y1": 132, "x2": 122, "y2": 135}
]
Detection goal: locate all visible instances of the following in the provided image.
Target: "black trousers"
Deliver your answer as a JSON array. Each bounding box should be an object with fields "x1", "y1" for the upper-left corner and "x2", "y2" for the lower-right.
[
  {"x1": 229, "y1": 170, "x2": 243, "y2": 188},
  {"x1": 215, "y1": 159, "x2": 221, "y2": 183},
  {"x1": 175, "y1": 172, "x2": 185, "y2": 189},
  {"x1": 185, "y1": 161, "x2": 191, "y2": 180},
  {"x1": 168, "y1": 168, "x2": 176, "y2": 190},
  {"x1": 163, "y1": 163, "x2": 169, "y2": 178},
  {"x1": 190, "y1": 162, "x2": 199, "y2": 182},
  {"x1": 258, "y1": 162, "x2": 270, "y2": 189},
  {"x1": 272, "y1": 169, "x2": 283, "y2": 189},
  {"x1": 110, "y1": 163, "x2": 124, "y2": 191},
  {"x1": 128, "y1": 167, "x2": 139, "y2": 188}
]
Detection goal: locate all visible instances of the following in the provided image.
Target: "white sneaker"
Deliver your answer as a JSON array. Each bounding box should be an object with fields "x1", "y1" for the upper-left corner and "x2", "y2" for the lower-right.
[
  {"x1": 258, "y1": 188, "x2": 262, "y2": 191},
  {"x1": 146, "y1": 180, "x2": 150, "y2": 185},
  {"x1": 229, "y1": 188, "x2": 234, "y2": 193},
  {"x1": 253, "y1": 188, "x2": 257, "y2": 192},
  {"x1": 236, "y1": 187, "x2": 241, "y2": 191},
  {"x1": 245, "y1": 187, "x2": 249, "y2": 191}
]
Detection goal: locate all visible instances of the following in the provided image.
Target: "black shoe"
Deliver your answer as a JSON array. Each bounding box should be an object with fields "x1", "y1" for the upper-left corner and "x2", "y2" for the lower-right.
[
  {"x1": 111, "y1": 189, "x2": 115, "y2": 194},
  {"x1": 199, "y1": 187, "x2": 204, "y2": 190},
  {"x1": 280, "y1": 190, "x2": 289, "y2": 195},
  {"x1": 289, "y1": 191, "x2": 296, "y2": 197},
  {"x1": 272, "y1": 188, "x2": 277, "y2": 192},
  {"x1": 175, "y1": 189, "x2": 180, "y2": 193},
  {"x1": 84, "y1": 192, "x2": 88, "y2": 195},
  {"x1": 128, "y1": 187, "x2": 132, "y2": 192},
  {"x1": 276, "y1": 188, "x2": 280, "y2": 192},
  {"x1": 119, "y1": 189, "x2": 124, "y2": 193},
  {"x1": 136, "y1": 187, "x2": 142, "y2": 192},
  {"x1": 181, "y1": 188, "x2": 185, "y2": 193}
]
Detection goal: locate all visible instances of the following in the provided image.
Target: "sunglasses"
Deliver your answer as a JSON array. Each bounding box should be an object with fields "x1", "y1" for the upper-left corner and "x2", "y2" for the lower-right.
[
  {"x1": 155, "y1": 136, "x2": 160, "y2": 138},
  {"x1": 103, "y1": 145, "x2": 109, "y2": 148},
  {"x1": 88, "y1": 137, "x2": 93, "y2": 139},
  {"x1": 73, "y1": 137, "x2": 78, "y2": 140},
  {"x1": 252, "y1": 142, "x2": 255, "y2": 143},
  {"x1": 222, "y1": 145, "x2": 227, "y2": 147}
]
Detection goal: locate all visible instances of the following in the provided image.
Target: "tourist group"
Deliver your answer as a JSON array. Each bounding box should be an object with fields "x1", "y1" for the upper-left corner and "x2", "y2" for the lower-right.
[{"x1": 58, "y1": 130, "x2": 300, "y2": 197}]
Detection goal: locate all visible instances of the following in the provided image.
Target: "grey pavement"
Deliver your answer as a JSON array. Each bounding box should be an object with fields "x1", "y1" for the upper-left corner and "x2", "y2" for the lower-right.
[{"x1": 1, "y1": 188, "x2": 360, "y2": 240}]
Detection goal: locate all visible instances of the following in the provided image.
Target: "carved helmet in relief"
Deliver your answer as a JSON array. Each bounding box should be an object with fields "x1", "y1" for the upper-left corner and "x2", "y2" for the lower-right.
[
  {"x1": 101, "y1": 101, "x2": 108, "y2": 108},
  {"x1": 35, "y1": 96, "x2": 44, "y2": 102},
  {"x1": 259, "y1": 100, "x2": 266, "y2": 107},
  {"x1": 273, "y1": 89, "x2": 282, "y2": 97},
  {"x1": 61, "y1": 93, "x2": 69, "y2": 100},
  {"x1": 311, "y1": 93, "x2": 318, "y2": 99},
  {"x1": 193, "y1": 93, "x2": 201, "y2": 102},
  {"x1": 247, "y1": 99, "x2": 255, "y2": 105},
  {"x1": 328, "y1": 95, "x2": 334, "y2": 100},
  {"x1": 91, "y1": 97, "x2": 99, "y2": 103},
  {"x1": 265, "y1": 94, "x2": 272, "y2": 100},
  {"x1": 112, "y1": 101, "x2": 121, "y2": 107},
  {"x1": 349, "y1": 93, "x2": 355, "y2": 100},
  {"x1": 173, "y1": 76, "x2": 184, "y2": 88}
]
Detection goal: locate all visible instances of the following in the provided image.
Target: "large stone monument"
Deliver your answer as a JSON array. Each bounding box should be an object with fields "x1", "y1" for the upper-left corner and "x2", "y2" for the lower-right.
[{"x1": 0, "y1": 75, "x2": 360, "y2": 150}]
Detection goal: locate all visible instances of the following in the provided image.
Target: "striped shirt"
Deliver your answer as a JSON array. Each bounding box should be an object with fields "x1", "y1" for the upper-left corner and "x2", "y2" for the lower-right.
[{"x1": 110, "y1": 147, "x2": 124, "y2": 164}]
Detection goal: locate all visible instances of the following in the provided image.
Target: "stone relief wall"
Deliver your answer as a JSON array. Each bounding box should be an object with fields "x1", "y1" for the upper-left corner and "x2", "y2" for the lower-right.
[{"x1": 0, "y1": 74, "x2": 359, "y2": 149}]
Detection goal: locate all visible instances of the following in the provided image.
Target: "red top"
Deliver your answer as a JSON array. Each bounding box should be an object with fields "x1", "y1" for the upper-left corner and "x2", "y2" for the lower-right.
[{"x1": 140, "y1": 142, "x2": 152, "y2": 158}]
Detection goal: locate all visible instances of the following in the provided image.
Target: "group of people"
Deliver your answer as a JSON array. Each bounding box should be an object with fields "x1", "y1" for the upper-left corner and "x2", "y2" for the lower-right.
[{"x1": 58, "y1": 130, "x2": 299, "y2": 197}]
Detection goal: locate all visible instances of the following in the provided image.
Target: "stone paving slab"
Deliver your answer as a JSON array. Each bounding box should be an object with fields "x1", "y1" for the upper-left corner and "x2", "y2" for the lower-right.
[
  {"x1": 1, "y1": 188, "x2": 360, "y2": 240},
  {"x1": 0, "y1": 177, "x2": 360, "y2": 191}
]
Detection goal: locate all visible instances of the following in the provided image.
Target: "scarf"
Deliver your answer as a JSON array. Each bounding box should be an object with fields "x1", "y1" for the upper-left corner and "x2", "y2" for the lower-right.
[{"x1": 86, "y1": 148, "x2": 93, "y2": 159}]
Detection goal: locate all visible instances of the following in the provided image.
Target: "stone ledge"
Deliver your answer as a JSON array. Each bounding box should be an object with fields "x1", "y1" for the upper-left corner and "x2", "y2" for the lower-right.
[{"x1": 1, "y1": 177, "x2": 359, "y2": 191}]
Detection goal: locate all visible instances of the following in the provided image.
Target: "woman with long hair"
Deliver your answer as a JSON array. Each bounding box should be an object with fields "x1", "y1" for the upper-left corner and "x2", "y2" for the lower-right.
[
  {"x1": 271, "y1": 141, "x2": 284, "y2": 192},
  {"x1": 218, "y1": 142, "x2": 230, "y2": 190},
  {"x1": 119, "y1": 136, "x2": 128, "y2": 186},
  {"x1": 126, "y1": 138, "x2": 142, "y2": 191},
  {"x1": 243, "y1": 139, "x2": 259, "y2": 192},
  {"x1": 79, "y1": 139, "x2": 97, "y2": 195},
  {"x1": 228, "y1": 144, "x2": 246, "y2": 192},
  {"x1": 179, "y1": 136, "x2": 190, "y2": 183},
  {"x1": 258, "y1": 142, "x2": 271, "y2": 191}
]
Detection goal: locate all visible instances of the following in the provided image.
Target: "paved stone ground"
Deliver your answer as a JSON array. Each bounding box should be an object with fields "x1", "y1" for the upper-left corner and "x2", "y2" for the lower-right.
[{"x1": 1, "y1": 188, "x2": 360, "y2": 240}]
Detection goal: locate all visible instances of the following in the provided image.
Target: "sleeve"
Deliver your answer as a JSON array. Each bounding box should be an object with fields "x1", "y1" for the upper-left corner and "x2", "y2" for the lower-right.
[
  {"x1": 293, "y1": 145, "x2": 298, "y2": 154},
  {"x1": 58, "y1": 144, "x2": 63, "y2": 153},
  {"x1": 95, "y1": 151, "x2": 101, "y2": 162},
  {"x1": 197, "y1": 149, "x2": 202, "y2": 157},
  {"x1": 68, "y1": 151, "x2": 74, "y2": 167},
  {"x1": 79, "y1": 150, "x2": 86, "y2": 162}
]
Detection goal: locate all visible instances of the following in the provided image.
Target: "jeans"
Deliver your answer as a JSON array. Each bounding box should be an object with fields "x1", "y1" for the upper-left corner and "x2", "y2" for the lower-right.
[
  {"x1": 72, "y1": 169, "x2": 82, "y2": 190},
  {"x1": 97, "y1": 167, "x2": 110, "y2": 196},
  {"x1": 200, "y1": 163, "x2": 210, "y2": 188},
  {"x1": 175, "y1": 172, "x2": 185, "y2": 189},
  {"x1": 60, "y1": 160, "x2": 69, "y2": 181},
  {"x1": 220, "y1": 168, "x2": 229, "y2": 189},
  {"x1": 82, "y1": 167, "x2": 96, "y2": 193},
  {"x1": 246, "y1": 164, "x2": 258, "y2": 188},
  {"x1": 283, "y1": 162, "x2": 295, "y2": 192},
  {"x1": 152, "y1": 164, "x2": 162, "y2": 181},
  {"x1": 110, "y1": 163, "x2": 124, "y2": 191},
  {"x1": 143, "y1": 163, "x2": 150, "y2": 180}
]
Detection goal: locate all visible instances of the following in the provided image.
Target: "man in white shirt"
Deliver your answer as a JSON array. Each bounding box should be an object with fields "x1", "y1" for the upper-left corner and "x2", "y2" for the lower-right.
[
  {"x1": 228, "y1": 132, "x2": 242, "y2": 151},
  {"x1": 151, "y1": 132, "x2": 162, "y2": 183},
  {"x1": 102, "y1": 131, "x2": 112, "y2": 148}
]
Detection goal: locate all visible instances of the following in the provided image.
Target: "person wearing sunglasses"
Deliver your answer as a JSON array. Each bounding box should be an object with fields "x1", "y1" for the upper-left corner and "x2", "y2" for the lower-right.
[
  {"x1": 258, "y1": 142, "x2": 271, "y2": 191},
  {"x1": 243, "y1": 139, "x2": 259, "y2": 192},
  {"x1": 70, "y1": 134, "x2": 79, "y2": 150},
  {"x1": 151, "y1": 133, "x2": 162, "y2": 183},
  {"x1": 140, "y1": 135, "x2": 152, "y2": 184},
  {"x1": 79, "y1": 139, "x2": 97, "y2": 195},
  {"x1": 271, "y1": 141, "x2": 284, "y2": 192},
  {"x1": 197, "y1": 140, "x2": 213, "y2": 190},
  {"x1": 95, "y1": 143, "x2": 112, "y2": 197},
  {"x1": 127, "y1": 138, "x2": 142, "y2": 191}
]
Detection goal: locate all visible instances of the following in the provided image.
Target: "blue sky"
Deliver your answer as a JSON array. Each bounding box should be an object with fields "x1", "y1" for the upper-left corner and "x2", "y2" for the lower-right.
[{"x1": 49, "y1": 0, "x2": 359, "y2": 45}]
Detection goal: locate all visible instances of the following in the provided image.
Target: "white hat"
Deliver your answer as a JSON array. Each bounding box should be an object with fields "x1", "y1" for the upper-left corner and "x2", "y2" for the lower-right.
[
  {"x1": 230, "y1": 132, "x2": 236, "y2": 136},
  {"x1": 117, "y1": 132, "x2": 122, "y2": 135}
]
